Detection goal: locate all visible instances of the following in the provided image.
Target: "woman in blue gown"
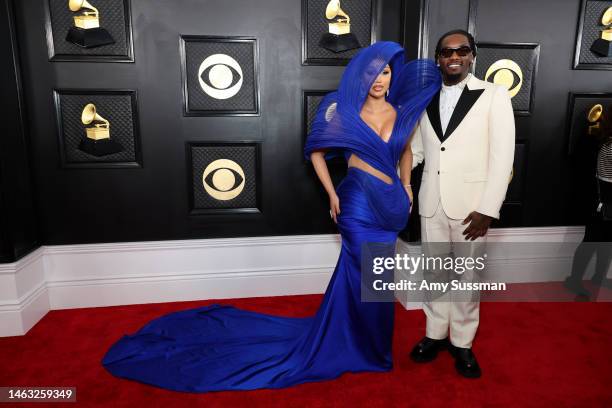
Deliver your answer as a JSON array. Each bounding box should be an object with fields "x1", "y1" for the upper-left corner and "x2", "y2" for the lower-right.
[{"x1": 101, "y1": 41, "x2": 441, "y2": 392}]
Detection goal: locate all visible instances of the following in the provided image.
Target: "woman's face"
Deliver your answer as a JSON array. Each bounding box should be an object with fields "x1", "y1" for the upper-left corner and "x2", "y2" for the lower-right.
[{"x1": 369, "y1": 64, "x2": 391, "y2": 99}]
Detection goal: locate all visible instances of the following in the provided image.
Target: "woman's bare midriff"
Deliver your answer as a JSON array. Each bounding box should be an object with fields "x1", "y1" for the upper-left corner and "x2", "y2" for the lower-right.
[{"x1": 347, "y1": 154, "x2": 393, "y2": 185}]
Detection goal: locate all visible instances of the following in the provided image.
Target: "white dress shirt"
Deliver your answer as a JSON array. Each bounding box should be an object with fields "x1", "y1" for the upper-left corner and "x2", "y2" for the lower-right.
[{"x1": 439, "y1": 73, "x2": 472, "y2": 135}]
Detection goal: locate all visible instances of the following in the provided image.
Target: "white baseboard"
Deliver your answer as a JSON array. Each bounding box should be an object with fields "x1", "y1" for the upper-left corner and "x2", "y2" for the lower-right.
[
  {"x1": 0, "y1": 248, "x2": 49, "y2": 337},
  {"x1": 0, "y1": 226, "x2": 585, "y2": 337}
]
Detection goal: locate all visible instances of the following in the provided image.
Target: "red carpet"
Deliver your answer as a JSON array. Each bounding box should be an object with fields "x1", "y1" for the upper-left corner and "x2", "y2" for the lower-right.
[{"x1": 1, "y1": 296, "x2": 611, "y2": 407}]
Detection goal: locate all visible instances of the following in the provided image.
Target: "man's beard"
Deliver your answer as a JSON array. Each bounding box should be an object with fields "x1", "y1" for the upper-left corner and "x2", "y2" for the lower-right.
[{"x1": 444, "y1": 72, "x2": 464, "y2": 84}]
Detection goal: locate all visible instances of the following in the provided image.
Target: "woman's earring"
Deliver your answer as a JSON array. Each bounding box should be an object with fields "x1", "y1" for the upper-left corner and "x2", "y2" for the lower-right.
[{"x1": 386, "y1": 89, "x2": 389, "y2": 97}]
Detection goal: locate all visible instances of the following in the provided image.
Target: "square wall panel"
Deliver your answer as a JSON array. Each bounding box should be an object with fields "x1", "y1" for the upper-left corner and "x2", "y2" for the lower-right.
[
  {"x1": 180, "y1": 36, "x2": 259, "y2": 116},
  {"x1": 574, "y1": 0, "x2": 612, "y2": 70},
  {"x1": 474, "y1": 42, "x2": 540, "y2": 115},
  {"x1": 53, "y1": 89, "x2": 141, "y2": 168},
  {"x1": 187, "y1": 142, "x2": 261, "y2": 214},
  {"x1": 302, "y1": 0, "x2": 377, "y2": 65},
  {"x1": 566, "y1": 92, "x2": 612, "y2": 155},
  {"x1": 45, "y1": 0, "x2": 134, "y2": 61}
]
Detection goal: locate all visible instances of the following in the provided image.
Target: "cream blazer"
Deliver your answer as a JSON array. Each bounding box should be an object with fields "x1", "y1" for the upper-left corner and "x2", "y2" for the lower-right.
[{"x1": 410, "y1": 75, "x2": 515, "y2": 220}]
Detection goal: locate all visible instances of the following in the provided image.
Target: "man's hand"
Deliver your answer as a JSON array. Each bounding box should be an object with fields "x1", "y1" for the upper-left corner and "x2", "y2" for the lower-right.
[{"x1": 461, "y1": 211, "x2": 492, "y2": 241}]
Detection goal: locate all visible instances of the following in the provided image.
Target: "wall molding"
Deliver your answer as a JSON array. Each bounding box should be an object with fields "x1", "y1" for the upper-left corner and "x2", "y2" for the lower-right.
[
  {"x1": 468, "y1": 0, "x2": 478, "y2": 37},
  {"x1": 0, "y1": 226, "x2": 585, "y2": 337},
  {"x1": 0, "y1": 247, "x2": 48, "y2": 336},
  {"x1": 418, "y1": 0, "x2": 430, "y2": 58}
]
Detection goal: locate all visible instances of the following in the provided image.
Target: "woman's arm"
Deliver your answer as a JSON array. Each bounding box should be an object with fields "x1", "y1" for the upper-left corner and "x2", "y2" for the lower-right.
[
  {"x1": 399, "y1": 142, "x2": 414, "y2": 212},
  {"x1": 311, "y1": 150, "x2": 340, "y2": 223}
]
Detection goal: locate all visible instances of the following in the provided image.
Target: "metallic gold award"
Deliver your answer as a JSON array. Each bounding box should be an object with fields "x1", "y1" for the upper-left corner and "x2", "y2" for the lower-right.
[
  {"x1": 65, "y1": 0, "x2": 115, "y2": 48},
  {"x1": 78, "y1": 103, "x2": 123, "y2": 156},
  {"x1": 319, "y1": 0, "x2": 361, "y2": 53},
  {"x1": 591, "y1": 6, "x2": 612, "y2": 57},
  {"x1": 587, "y1": 104, "x2": 603, "y2": 136}
]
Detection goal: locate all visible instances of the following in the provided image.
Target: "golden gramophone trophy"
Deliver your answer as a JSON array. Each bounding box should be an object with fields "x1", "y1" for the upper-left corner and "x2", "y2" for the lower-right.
[
  {"x1": 587, "y1": 104, "x2": 603, "y2": 136},
  {"x1": 65, "y1": 0, "x2": 115, "y2": 48},
  {"x1": 319, "y1": 0, "x2": 361, "y2": 53},
  {"x1": 591, "y1": 6, "x2": 612, "y2": 57},
  {"x1": 79, "y1": 103, "x2": 123, "y2": 156}
]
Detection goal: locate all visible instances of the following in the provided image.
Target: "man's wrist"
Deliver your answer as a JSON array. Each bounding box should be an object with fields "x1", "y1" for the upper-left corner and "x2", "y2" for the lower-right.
[{"x1": 475, "y1": 207, "x2": 500, "y2": 220}]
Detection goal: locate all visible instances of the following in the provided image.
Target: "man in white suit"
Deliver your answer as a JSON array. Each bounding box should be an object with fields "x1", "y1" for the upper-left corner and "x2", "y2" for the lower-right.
[{"x1": 403, "y1": 30, "x2": 515, "y2": 378}]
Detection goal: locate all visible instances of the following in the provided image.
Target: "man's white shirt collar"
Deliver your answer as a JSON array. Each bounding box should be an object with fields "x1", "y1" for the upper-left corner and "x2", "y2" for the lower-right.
[
  {"x1": 439, "y1": 73, "x2": 472, "y2": 134},
  {"x1": 441, "y1": 73, "x2": 472, "y2": 92}
]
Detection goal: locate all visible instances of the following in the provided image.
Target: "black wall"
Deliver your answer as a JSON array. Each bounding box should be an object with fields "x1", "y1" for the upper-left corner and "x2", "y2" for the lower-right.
[
  {"x1": 0, "y1": 0, "x2": 39, "y2": 262},
  {"x1": 3, "y1": 0, "x2": 612, "y2": 257},
  {"x1": 8, "y1": 0, "x2": 407, "y2": 247}
]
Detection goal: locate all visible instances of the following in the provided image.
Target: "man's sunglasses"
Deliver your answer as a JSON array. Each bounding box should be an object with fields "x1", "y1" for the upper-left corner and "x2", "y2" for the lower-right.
[{"x1": 438, "y1": 46, "x2": 472, "y2": 58}]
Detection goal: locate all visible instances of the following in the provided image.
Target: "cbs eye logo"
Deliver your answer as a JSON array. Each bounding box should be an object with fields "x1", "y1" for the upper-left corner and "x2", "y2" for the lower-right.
[
  {"x1": 485, "y1": 59, "x2": 523, "y2": 98},
  {"x1": 202, "y1": 159, "x2": 245, "y2": 200},
  {"x1": 198, "y1": 54, "x2": 243, "y2": 100}
]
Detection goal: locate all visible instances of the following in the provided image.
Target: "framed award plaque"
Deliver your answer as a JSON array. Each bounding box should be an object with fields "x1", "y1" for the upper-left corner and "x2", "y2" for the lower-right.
[
  {"x1": 53, "y1": 89, "x2": 142, "y2": 168},
  {"x1": 302, "y1": 0, "x2": 378, "y2": 65},
  {"x1": 573, "y1": 0, "x2": 612, "y2": 70},
  {"x1": 44, "y1": 0, "x2": 134, "y2": 62}
]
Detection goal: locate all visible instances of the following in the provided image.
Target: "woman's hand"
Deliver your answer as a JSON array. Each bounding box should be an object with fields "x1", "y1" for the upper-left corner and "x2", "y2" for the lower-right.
[
  {"x1": 311, "y1": 150, "x2": 340, "y2": 223},
  {"x1": 329, "y1": 193, "x2": 341, "y2": 223},
  {"x1": 404, "y1": 185, "x2": 413, "y2": 213}
]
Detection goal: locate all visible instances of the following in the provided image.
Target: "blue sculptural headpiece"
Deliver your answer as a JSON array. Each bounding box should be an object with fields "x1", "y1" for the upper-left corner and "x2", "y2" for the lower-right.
[{"x1": 304, "y1": 41, "x2": 442, "y2": 173}]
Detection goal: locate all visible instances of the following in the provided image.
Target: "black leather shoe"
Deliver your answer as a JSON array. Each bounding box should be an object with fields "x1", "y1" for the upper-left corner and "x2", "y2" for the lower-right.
[
  {"x1": 592, "y1": 276, "x2": 612, "y2": 290},
  {"x1": 564, "y1": 277, "x2": 591, "y2": 297},
  {"x1": 449, "y1": 345, "x2": 481, "y2": 378},
  {"x1": 409, "y1": 337, "x2": 449, "y2": 363}
]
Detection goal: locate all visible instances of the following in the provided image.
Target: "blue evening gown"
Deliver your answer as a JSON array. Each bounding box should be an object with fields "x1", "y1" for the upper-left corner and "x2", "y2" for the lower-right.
[{"x1": 101, "y1": 42, "x2": 441, "y2": 392}]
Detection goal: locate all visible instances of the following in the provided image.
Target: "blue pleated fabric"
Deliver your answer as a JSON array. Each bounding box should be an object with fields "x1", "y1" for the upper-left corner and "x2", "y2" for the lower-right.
[
  {"x1": 304, "y1": 41, "x2": 441, "y2": 232},
  {"x1": 101, "y1": 41, "x2": 441, "y2": 393}
]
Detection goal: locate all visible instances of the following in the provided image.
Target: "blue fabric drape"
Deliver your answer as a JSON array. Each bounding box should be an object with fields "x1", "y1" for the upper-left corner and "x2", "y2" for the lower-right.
[{"x1": 305, "y1": 41, "x2": 441, "y2": 231}]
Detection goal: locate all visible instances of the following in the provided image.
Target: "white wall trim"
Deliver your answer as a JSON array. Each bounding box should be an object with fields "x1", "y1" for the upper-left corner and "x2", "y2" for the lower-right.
[
  {"x1": 0, "y1": 247, "x2": 48, "y2": 336},
  {"x1": 0, "y1": 227, "x2": 586, "y2": 337},
  {"x1": 42, "y1": 234, "x2": 342, "y2": 254},
  {"x1": 0, "y1": 246, "x2": 44, "y2": 274}
]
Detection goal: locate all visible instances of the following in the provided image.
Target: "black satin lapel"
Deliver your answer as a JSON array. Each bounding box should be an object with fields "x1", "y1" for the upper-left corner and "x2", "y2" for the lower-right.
[
  {"x1": 442, "y1": 86, "x2": 485, "y2": 141},
  {"x1": 426, "y1": 91, "x2": 443, "y2": 142}
]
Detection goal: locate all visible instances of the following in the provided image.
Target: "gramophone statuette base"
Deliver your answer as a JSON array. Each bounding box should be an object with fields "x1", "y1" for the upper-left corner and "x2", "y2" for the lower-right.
[
  {"x1": 66, "y1": 27, "x2": 115, "y2": 49},
  {"x1": 79, "y1": 138, "x2": 123, "y2": 157},
  {"x1": 591, "y1": 38, "x2": 612, "y2": 57},
  {"x1": 319, "y1": 33, "x2": 361, "y2": 53}
]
